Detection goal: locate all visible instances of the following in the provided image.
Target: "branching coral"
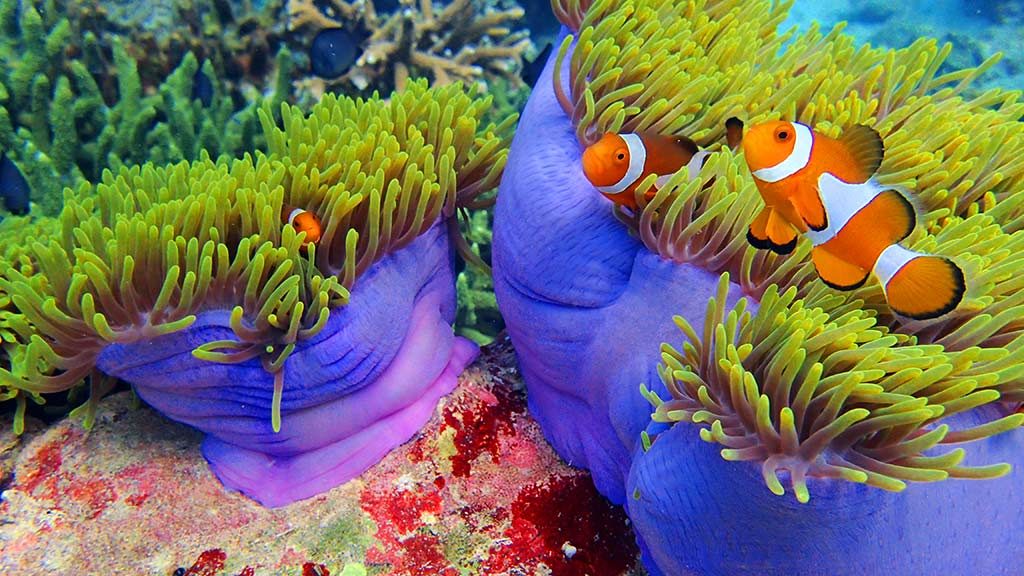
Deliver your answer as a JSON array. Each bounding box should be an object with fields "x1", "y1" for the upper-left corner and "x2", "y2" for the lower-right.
[
  {"x1": 0, "y1": 79, "x2": 512, "y2": 505},
  {"x1": 0, "y1": 0, "x2": 294, "y2": 216},
  {"x1": 454, "y1": 209, "x2": 505, "y2": 344},
  {"x1": 67, "y1": 0, "x2": 289, "y2": 97},
  {"x1": 287, "y1": 0, "x2": 532, "y2": 95}
]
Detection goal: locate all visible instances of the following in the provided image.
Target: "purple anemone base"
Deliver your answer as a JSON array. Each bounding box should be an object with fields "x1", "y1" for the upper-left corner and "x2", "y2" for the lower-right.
[
  {"x1": 96, "y1": 221, "x2": 477, "y2": 507},
  {"x1": 492, "y1": 28, "x2": 746, "y2": 505},
  {"x1": 627, "y1": 405, "x2": 1024, "y2": 576},
  {"x1": 494, "y1": 24, "x2": 1023, "y2": 575}
]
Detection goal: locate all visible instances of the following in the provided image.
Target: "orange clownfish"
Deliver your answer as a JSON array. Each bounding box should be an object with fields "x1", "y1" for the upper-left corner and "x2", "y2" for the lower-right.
[
  {"x1": 581, "y1": 132, "x2": 715, "y2": 210},
  {"x1": 734, "y1": 118, "x2": 965, "y2": 320},
  {"x1": 282, "y1": 205, "x2": 322, "y2": 247}
]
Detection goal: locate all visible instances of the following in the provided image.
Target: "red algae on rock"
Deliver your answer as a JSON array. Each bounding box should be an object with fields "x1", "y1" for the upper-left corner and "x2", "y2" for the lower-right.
[
  {"x1": 301, "y1": 562, "x2": 330, "y2": 576},
  {"x1": 441, "y1": 371, "x2": 526, "y2": 478},
  {"x1": 483, "y1": 475, "x2": 640, "y2": 575},
  {"x1": 0, "y1": 340, "x2": 641, "y2": 575},
  {"x1": 181, "y1": 549, "x2": 228, "y2": 576}
]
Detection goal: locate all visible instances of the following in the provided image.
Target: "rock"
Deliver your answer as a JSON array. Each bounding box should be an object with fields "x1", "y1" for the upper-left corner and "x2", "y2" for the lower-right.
[{"x1": 0, "y1": 339, "x2": 642, "y2": 575}]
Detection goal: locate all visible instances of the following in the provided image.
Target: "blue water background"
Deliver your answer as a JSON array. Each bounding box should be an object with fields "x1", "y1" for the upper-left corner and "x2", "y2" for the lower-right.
[{"x1": 784, "y1": 0, "x2": 1023, "y2": 90}]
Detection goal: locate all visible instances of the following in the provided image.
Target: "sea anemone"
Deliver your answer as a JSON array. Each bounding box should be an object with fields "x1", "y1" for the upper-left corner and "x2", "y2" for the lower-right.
[
  {"x1": 494, "y1": 0, "x2": 1023, "y2": 572},
  {"x1": 0, "y1": 79, "x2": 513, "y2": 507}
]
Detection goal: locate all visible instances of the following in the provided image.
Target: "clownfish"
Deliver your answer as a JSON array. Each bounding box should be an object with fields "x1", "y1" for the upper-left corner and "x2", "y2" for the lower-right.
[
  {"x1": 282, "y1": 204, "x2": 322, "y2": 247},
  {"x1": 582, "y1": 132, "x2": 719, "y2": 210},
  {"x1": 733, "y1": 117, "x2": 965, "y2": 320}
]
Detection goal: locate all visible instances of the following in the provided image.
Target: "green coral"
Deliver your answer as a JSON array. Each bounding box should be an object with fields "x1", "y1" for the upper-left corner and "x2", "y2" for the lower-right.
[
  {"x1": 0, "y1": 0, "x2": 292, "y2": 216},
  {"x1": 552, "y1": 0, "x2": 1024, "y2": 501},
  {"x1": 0, "y1": 79, "x2": 513, "y2": 433},
  {"x1": 455, "y1": 209, "x2": 504, "y2": 345}
]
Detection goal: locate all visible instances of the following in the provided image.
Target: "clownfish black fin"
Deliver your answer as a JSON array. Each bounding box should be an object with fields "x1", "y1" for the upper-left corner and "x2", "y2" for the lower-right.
[
  {"x1": 811, "y1": 246, "x2": 869, "y2": 290},
  {"x1": 748, "y1": 206, "x2": 798, "y2": 254},
  {"x1": 766, "y1": 207, "x2": 798, "y2": 254},
  {"x1": 747, "y1": 206, "x2": 772, "y2": 250},
  {"x1": 725, "y1": 117, "x2": 744, "y2": 150},
  {"x1": 839, "y1": 125, "x2": 884, "y2": 182}
]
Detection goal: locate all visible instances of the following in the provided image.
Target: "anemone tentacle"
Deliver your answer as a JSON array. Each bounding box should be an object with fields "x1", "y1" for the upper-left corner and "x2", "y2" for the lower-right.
[
  {"x1": 0, "y1": 79, "x2": 512, "y2": 434},
  {"x1": 643, "y1": 273, "x2": 1022, "y2": 502}
]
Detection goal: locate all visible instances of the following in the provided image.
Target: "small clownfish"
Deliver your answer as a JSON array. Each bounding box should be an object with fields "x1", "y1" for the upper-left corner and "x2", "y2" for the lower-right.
[
  {"x1": 581, "y1": 132, "x2": 715, "y2": 210},
  {"x1": 733, "y1": 117, "x2": 965, "y2": 320},
  {"x1": 282, "y1": 204, "x2": 322, "y2": 247}
]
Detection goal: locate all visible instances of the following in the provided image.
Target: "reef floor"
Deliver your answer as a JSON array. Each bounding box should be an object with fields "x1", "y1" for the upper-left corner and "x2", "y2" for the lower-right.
[{"x1": 0, "y1": 339, "x2": 642, "y2": 576}]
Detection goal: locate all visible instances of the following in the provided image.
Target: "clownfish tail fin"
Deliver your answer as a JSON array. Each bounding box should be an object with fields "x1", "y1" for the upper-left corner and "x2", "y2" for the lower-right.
[{"x1": 875, "y1": 244, "x2": 966, "y2": 320}]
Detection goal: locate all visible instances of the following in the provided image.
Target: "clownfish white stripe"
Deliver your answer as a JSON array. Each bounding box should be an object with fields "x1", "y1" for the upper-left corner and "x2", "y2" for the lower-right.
[
  {"x1": 288, "y1": 208, "x2": 306, "y2": 226},
  {"x1": 873, "y1": 244, "x2": 920, "y2": 292},
  {"x1": 596, "y1": 133, "x2": 646, "y2": 195},
  {"x1": 652, "y1": 150, "x2": 711, "y2": 189},
  {"x1": 654, "y1": 173, "x2": 673, "y2": 188},
  {"x1": 751, "y1": 122, "x2": 813, "y2": 183},
  {"x1": 685, "y1": 150, "x2": 711, "y2": 178},
  {"x1": 806, "y1": 173, "x2": 883, "y2": 246}
]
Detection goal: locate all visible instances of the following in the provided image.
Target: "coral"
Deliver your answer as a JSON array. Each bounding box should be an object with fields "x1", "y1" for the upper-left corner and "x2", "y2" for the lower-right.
[
  {"x1": 286, "y1": 0, "x2": 533, "y2": 96},
  {"x1": 493, "y1": 0, "x2": 1023, "y2": 573},
  {"x1": 67, "y1": 0, "x2": 289, "y2": 97},
  {"x1": 0, "y1": 79, "x2": 513, "y2": 506},
  {"x1": 454, "y1": 209, "x2": 504, "y2": 345},
  {"x1": 0, "y1": 0, "x2": 82, "y2": 215},
  {"x1": 0, "y1": 0, "x2": 292, "y2": 216}
]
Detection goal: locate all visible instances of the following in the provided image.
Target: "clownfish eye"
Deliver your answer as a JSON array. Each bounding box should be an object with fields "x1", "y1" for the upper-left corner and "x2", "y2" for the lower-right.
[
  {"x1": 774, "y1": 127, "x2": 791, "y2": 142},
  {"x1": 614, "y1": 149, "x2": 627, "y2": 161}
]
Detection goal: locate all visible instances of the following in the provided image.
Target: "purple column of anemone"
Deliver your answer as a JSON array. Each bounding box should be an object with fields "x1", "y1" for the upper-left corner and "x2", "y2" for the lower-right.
[
  {"x1": 492, "y1": 27, "x2": 747, "y2": 505},
  {"x1": 96, "y1": 221, "x2": 477, "y2": 508},
  {"x1": 627, "y1": 405, "x2": 1024, "y2": 576}
]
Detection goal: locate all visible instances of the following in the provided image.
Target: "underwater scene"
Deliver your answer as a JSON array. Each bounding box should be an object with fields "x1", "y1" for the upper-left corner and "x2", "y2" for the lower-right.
[{"x1": 1, "y1": 0, "x2": 1022, "y2": 574}]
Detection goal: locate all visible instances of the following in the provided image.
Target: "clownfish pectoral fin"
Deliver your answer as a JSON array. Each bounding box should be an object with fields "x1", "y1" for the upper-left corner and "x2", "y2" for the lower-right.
[
  {"x1": 725, "y1": 117, "x2": 744, "y2": 150},
  {"x1": 790, "y1": 190, "x2": 828, "y2": 232},
  {"x1": 766, "y1": 208, "x2": 799, "y2": 254},
  {"x1": 748, "y1": 207, "x2": 798, "y2": 254},
  {"x1": 839, "y1": 125, "x2": 885, "y2": 182},
  {"x1": 876, "y1": 245, "x2": 966, "y2": 320},
  {"x1": 811, "y1": 245, "x2": 869, "y2": 290},
  {"x1": 747, "y1": 205, "x2": 773, "y2": 250}
]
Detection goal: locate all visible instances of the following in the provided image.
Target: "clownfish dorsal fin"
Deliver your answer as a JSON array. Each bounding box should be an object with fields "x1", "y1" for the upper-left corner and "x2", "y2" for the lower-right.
[
  {"x1": 839, "y1": 124, "x2": 884, "y2": 181},
  {"x1": 670, "y1": 135, "x2": 699, "y2": 156},
  {"x1": 725, "y1": 117, "x2": 744, "y2": 150}
]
